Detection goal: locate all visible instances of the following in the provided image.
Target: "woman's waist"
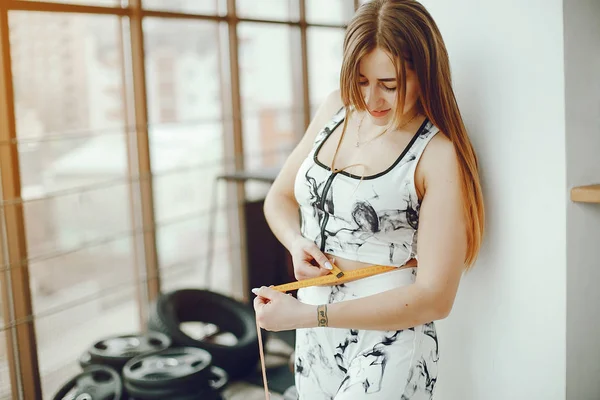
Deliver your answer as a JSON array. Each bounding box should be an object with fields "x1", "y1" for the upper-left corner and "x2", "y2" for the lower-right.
[
  {"x1": 328, "y1": 253, "x2": 417, "y2": 272},
  {"x1": 321, "y1": 253, "x2": 417, "y2": 287},
  {"x1": 299, "y1": 262, "x2": 417, "y2": 303}
]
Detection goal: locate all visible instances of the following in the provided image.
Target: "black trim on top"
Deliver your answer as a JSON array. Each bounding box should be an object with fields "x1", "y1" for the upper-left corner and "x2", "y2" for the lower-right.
[
  {"x1": 320, "y1": 107, "x2": 346, "y2": 138},
  {"x1": 313, "y1": 114, "x2": 430, "y2": 181},
  {"x1": 318, "y1": 172, "x2": 337, "y2": 252}
]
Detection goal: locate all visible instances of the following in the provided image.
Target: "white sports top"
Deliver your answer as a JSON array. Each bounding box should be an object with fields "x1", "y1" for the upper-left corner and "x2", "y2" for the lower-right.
[{"x1": 294, "y1": 107, "x2": 440, "y2": 267}]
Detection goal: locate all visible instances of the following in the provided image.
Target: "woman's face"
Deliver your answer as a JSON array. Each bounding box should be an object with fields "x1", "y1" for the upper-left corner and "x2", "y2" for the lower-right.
[{"x1": 358, "y1": 47, "x2": 421, "y2": 127}]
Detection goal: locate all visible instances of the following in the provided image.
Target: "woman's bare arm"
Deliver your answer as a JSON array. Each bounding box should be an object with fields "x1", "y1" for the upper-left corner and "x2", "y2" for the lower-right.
[{"x1": 263, "y1": 90, "x2": 343, "y2": 252}]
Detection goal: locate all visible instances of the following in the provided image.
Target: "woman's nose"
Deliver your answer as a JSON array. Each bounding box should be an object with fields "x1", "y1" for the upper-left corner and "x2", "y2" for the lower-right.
[{"x1": 365, "y1": 86, "x2": 382, "y2": 110}]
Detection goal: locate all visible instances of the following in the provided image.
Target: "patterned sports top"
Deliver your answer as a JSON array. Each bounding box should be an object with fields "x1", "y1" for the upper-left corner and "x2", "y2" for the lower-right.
[{"x1": 294, "y1": 107, "x2": 440, "y2": 267}]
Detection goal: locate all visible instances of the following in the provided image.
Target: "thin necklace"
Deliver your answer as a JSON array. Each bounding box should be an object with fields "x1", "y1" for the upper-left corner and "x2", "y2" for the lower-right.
[{"x1": 355, "y1": 110, "x2": 420, "y2": 148}]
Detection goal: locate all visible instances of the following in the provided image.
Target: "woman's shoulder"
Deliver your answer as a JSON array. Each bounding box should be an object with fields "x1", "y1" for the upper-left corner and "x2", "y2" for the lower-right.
[
  {"x1": 414, "y1": 128, "x2": 460, "y2": 196},
  {"x1": 319, "y1": 89, "x2": 344, "y2": 122},
  {"x1": 422, "y1": 129, "x2": 455, "y2": 163}
]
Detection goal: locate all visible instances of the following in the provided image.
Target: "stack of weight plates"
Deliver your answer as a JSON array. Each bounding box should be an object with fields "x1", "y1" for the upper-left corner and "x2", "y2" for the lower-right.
[
  {"x1": 147, "y1": 288, "x2": 266, "y2": 380},
  {"x1": 122, "y1": 347, "x2": 228, "y2": 400},
  {"x1": 79, "y1": 331, "x2": 171, "y2": 371},
  {"x1": 53, "y1": 288, "x2": 263, "y2": 399},
  {"x1": 53, "y1": 348, "x2": 229, "y2": 400}
]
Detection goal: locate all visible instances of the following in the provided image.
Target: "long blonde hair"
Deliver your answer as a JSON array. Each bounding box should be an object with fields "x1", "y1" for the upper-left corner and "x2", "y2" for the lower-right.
[{"x1": 339, "y1": 0, "x2": 485, "y2": 269}]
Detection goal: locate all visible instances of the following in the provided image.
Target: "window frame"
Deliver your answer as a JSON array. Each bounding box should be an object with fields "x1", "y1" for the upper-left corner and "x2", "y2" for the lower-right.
[{"x1": 0, "y1": 0, "x2": 354, "y2": 397}]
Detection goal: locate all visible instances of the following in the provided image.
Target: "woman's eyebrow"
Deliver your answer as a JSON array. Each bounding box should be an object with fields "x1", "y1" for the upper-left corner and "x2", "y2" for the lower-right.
[{"x1": 359, "y1": 73, "x2": 395, "y2": 82}]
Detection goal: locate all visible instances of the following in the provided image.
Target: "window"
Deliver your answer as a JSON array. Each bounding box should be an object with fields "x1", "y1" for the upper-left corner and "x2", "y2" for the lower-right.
[
  {"x1": 306, "y1": 0, "x2": 355, "y2": 25},
  {"x1": 0, "y1": 1, "x2": 354, "y2": 397},
  {"x1": 0, "y1": 302, "x2": 11, "y2": 398},
  {"x1": 307, "y1": 27, "x2": 346, "y2": 116},
  {"x1": 238, "y1": 23, "x2": 298, "y2": 199},
  {"x1": 143, "y1": 18, "x2": 230, "y2": 292},
  {"x1": 143, "y1": 0, "x2": 224, "y2": 15},
  {"x1": 21, "y1": 0, "x2": 122, "y2": 6},
  {"x1": 9, "y1": 12, "x2": 139, "y2": 396},
  {"x1": 236, "y1": 0, "x2": 297, "y2": 21}
]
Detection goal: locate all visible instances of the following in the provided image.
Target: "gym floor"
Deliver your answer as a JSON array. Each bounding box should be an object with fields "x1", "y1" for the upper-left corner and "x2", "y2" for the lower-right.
[
  {"x1": 223, "y1": 331, "x2": 295, "y2": 399},
  {"x1": 225, "y1": 382, "x2": 284, "y2": 400}
]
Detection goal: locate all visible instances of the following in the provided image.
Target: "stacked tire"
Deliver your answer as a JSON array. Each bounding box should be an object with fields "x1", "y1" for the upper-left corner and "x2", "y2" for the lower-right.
[
  {"x1": 147, "y1": 289, "x2": 266, "y2": 380},
  {"x1": 78, "y1": 331, "x2": 172, "y2": 371},
  {"x1": 52, "y1": 288, "x2": 262, "y2": 400}
]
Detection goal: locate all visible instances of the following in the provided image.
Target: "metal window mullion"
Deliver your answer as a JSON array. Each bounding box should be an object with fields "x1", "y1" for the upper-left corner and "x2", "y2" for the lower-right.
[
  {"x1": 0, "y1": 7, "x2": 42, "y2": 400},
  {"x1": 299, "y1": 0, "x2": 311, "y2": 131},
  {"x1": 224, "y1": 0, "x2": 249, "y2": 301},
  {"x1": 8, "y1": 0, "x2": 130, "y2": 15},
  {"x1": 117, "y1": 15, "x2": 147, "y2": 329},
  {"x1": 127, "y1": 0, "x2": 160, "y2": 305},
  {"x1": 0, "y1": 158, "x2": 20, "y2": 399},
  {"x1": 0, "y1": 197, "x2": 19, "y2": 400}
]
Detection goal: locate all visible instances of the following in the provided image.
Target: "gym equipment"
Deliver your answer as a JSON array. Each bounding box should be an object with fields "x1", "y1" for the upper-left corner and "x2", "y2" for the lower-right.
[
  {"x1": 148, "y1": 289, "x2": 264, "y2": 379},
  {"x1": 124, "y1": 366, "x2": 227, "y2": 400},
  {"x1": 85, "y1": 331, "x2": 171, "y2": 371},
  {"x1": 122, "y1": 347, "x2": 212, "y2": 388},
  {"x1": 79, "y1": 351, "x2": 93, "y2": 370},
  {"x1": 122, "y1": 347, "x2": 225, "y2": 400},
  {"x1": 52, "y1": 365, "x2": 123, "y2": 400},
  {"x1": 205, "y1": 365, "x2": 228, "y2": 392},
  {"x1": 124, "y1": 380, "x2": 221, "y2": 400}
]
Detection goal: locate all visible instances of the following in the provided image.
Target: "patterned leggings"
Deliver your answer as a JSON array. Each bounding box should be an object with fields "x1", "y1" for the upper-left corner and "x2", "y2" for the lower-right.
[{"x1": 294, "y1": 267, "x2": 439, "y2": 399}]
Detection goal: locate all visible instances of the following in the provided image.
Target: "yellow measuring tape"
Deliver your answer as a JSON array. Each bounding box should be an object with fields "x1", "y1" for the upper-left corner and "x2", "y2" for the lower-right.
[
  {"x1": 257, "y1": 261, "x2": 417, "y2": 399},
  {"x1": 271, "y1": 263, "x2": 408, "y2": 292}
]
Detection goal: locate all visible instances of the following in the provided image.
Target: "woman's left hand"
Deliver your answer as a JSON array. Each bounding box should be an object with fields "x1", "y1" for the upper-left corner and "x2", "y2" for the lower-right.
[{"x1": 252, "y1": 286, "x2": 313, "y2": 332}]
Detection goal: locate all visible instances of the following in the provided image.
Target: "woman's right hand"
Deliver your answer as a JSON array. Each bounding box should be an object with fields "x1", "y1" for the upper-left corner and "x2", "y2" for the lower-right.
[{"x1": 290, "y1": 236, "x2": 333, "y2": 280}]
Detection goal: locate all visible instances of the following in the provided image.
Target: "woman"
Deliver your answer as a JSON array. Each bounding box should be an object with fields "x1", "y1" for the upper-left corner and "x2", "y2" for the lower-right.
[{"x1": 252, "y1": 0, "x2": 484, "y2": 398}]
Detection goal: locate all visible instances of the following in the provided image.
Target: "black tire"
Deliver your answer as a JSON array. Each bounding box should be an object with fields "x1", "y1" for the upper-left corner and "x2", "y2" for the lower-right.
[
  {"x1": 148, "y1": 289, "x2": 266, "y2": 379},
  {"x1": 52, "y1": 365, "x2": 123, "y2": 400}
]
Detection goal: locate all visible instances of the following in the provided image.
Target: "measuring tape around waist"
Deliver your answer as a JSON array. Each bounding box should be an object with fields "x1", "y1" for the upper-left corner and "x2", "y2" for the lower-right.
[
  {"x1": 256, "y1": 262, "x2": 417, "y2": 400},
  {"x1": 271, "y1": 263, "x2": 411, "y2": 292}
]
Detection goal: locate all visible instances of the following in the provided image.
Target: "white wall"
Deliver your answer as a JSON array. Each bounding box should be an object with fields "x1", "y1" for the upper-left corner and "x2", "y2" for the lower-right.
[
  {"x1": 564, "y1": 0, "x2": 600, "y2": 398},
  {"x1": 418, "y1": 1, "x2": 568, "y2": 399}
]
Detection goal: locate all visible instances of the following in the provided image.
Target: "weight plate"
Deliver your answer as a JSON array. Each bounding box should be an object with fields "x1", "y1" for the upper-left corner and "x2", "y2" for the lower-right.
[
  {"x1": 79, "y1": 351, "x2": 93, "y2": 370},
  {"x1": 52, "y1": 365, "x2": 123, "y2": 400},
  {"x1": 123, "y1": 380, "x2": 218, "y2": 400},
  {"x1": 206, "y1": 366, "x2": 228, "y2": 392},
  {"x1": 87, "y1": 331, "x2": 171, "y2": 369},
  {"x1": 147, "y1": 289, "x2": 265, "y2": 379},
  {"x1": 122, "y1": 347, "x2": 212, "y2": 389}
]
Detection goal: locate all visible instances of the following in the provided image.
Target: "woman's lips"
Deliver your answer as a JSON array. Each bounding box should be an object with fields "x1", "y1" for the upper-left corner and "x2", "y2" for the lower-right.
[{"x1": 369, "y1": 109, "x2": 391, "y2": 118}]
